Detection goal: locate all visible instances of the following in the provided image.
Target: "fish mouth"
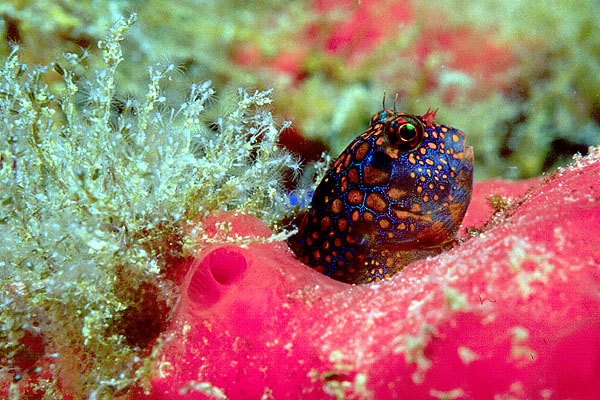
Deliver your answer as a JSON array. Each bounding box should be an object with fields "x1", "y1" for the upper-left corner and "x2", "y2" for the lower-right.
[
  {"x1": 455, "y1": 144, "x2": 474, "y2": 173},
  {"x1": 464, "y1": 145, "x2": 474, "y2": 162}
]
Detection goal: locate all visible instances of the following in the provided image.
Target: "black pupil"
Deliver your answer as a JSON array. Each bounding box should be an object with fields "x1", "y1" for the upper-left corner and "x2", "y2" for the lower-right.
[
  {"x1": 384, "y1": 115, "x2": 424, "y2": 150},
  {"x1": 399, "y1": 124, "x2": 416, "y2": 141}
]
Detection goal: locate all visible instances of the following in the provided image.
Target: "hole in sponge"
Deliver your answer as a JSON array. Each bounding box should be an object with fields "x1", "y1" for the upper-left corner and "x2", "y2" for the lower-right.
[
  {"x1": 208, "y1": 248, "x2": 247, "y2": 285},
  {"x1": 187, "y1": 247, "x2": 248, "y2": 307}
]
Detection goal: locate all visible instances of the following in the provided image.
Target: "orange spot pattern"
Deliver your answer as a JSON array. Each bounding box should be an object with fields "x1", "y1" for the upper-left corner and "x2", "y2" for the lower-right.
[{"x1": 290, "y1": 108, "x2": 473, "y2": 284}]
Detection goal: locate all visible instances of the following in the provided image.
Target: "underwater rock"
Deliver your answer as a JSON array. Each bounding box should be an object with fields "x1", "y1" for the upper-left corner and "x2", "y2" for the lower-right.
[{"x1": 137, "y1": 151, "x2": 600, "y2": 399}]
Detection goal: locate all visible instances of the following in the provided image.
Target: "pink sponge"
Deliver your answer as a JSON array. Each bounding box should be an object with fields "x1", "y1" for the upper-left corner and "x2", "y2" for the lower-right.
[{"x1": 140, "y1": 153, "x2": 600, "y2": 400}]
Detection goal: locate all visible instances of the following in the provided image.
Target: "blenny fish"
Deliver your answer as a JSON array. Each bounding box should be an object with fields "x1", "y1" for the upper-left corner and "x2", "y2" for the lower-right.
[{"x1": 290, "y1": 107, "x2": 473, "y2": 284}]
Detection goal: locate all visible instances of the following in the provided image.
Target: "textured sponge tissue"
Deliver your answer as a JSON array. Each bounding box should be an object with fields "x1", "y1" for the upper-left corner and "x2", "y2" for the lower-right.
[
  {"x1": 4, "y1": 153, "x2": 600, "y2": 400},
  {"x1": 140, "y1": 151, "x2": 600, "y2": 400}
]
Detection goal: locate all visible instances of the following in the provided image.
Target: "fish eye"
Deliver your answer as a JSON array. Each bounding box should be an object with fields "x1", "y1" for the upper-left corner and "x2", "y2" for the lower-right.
[{"x1": 384, "y1": 114, "x2": 424, "y2": 150}]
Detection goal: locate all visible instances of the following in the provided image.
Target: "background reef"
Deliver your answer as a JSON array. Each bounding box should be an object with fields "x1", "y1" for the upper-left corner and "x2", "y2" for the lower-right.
[
  {"x1": 1, "y1": 0, "x2": 599, "y2": 399},
  {"x1": 2, "y1": 0, "x2": 599, "y2": 179}
]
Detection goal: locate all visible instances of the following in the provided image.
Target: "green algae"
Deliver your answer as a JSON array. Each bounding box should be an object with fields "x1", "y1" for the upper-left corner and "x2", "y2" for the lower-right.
[{"x1": 0, "y1": 14, "x2": 300, "y2": 398}]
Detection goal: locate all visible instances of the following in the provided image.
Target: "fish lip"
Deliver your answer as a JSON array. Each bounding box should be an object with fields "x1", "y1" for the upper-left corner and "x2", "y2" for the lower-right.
[
  {"x1": 464, "y1": 145, "x2": 474, "y2": 162},
  {"x1": 454, "y1": 144, "x2": 474, "y2": 173}
]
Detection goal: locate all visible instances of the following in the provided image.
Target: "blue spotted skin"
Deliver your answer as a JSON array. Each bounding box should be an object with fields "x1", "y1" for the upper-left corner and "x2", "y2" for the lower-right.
[{"x1": 291, "y1": 109, "x2": 474, "y2": 284}]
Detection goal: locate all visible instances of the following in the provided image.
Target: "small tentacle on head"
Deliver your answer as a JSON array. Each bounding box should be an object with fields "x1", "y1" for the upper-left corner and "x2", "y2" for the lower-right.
[{"x1": 422, "y1": 108, "x2": 438, "y2": 128}]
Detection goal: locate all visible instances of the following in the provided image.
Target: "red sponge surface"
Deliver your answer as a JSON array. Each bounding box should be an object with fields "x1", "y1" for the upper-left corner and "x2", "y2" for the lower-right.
[
  {"x1": 140, "y1": 154, "x2": 600, "y2": 400},
  {"x1": 3, "y1": 155, "x2": 599, "y2": 400}
]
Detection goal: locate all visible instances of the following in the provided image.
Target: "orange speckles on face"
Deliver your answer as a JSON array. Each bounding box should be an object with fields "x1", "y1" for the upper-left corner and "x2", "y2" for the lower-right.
[
  {"x1": 337, "y1": 218, "x2": 348, "y2": 232},
  {"x1": 330, "y1": 198, "x2": 343, "y2": 214},
  {"x1": 386, "y1": 147, "x2": 399, "y2": 159},
  {"x1": 366, "y1": 192, "x2": 387, "y2": 212},
  {"x1": 340, "y1": 175, "x2": 348, "y2": 193},
  {"x1": 343, "y1": 153, "x2": 352, "y2": 168},
  {"x1": 294, "y1": 111, "x2": 473, "y2": 285},
  {"x1": 363, "y1": 165, "x2": 390, "y2": 186},
  {"x1": 387, "y1": 187, "x2": 407, "y2": 200},
  {"x1": 408, "y1": 153, "x2": 416, "y2": 165},
  {"x1": 453, "y1": 151, "x2": 464, "y2": 160},
  {"x1": 320, "y1": 216, "x2": 332, "y2": 232},
  {"x1": 333, "y1": 157, "x2": 343, "y2": 168},
  {"x1": 354, "y1": 141, "x2": 371, "y2": 162},
  {"x1": 312, "y1": 250, "x2": 321, "y2": 261},
  {"x1": 346, "y1": 233, "x2": 357, "y2": 244},
  {"x1": 347, "y1": 189, "x2": 364, "y2": 205},
  {"x1": 348, "y1": 167, "x2": 360, "y2": 184},
  {"x1": 344, "y1": 250, "x2": 354, "y2": 261},
  {"x1": 393, "y1": 209, "x2": 410, "y2": 220},
  {"x1": 378, "y1": 217, "x2": 391, "y2": 230}
]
